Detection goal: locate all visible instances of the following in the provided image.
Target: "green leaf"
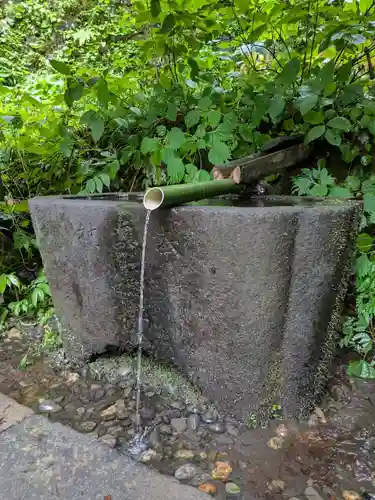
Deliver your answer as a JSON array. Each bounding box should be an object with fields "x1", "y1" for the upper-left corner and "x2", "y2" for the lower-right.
[
  {"x1": 94, "y1": 176, "x2": 103, "y2": 193},
  {"x1": 86, "y1": 178, "x2": 96, "y2": 193},
  {"x1": 215, "y1": 122, "x2": 235, "y2": 141},
  {"x1": 0, "y1": 274, "x2": 7, "y2": 294},
  {"x1": 277, "y1": 58, "x2": 300, "y2": 86},
  {"x1": 304, "y1": 125, "x2": 326, "y2": 144},
  {"x1": 304, "y1": 111, "x2": 324, "y2": 125},
  {"x1": 140, "y1": 137, "x2": 160, "y2": 154},
  {"x1": 368, "y1": 121, "x2": 375, "y2": 135},
  {"x1": 194, "y1": 170, "x2": 211, "y2": 183},
  {"x1": 328, "y1": 186, "x2": 352, "y2": 198},
  {"x1": 91, "y1": 116, "x2": 104, "y2": 143},
  {"x1": 150, "y1": 0, "x2": 161, "y2": 17},
  {"x1": 160, "y1": 13, "x2": 175, "y2": 33},
  {"x1": 198, "y1": 97, "x2": 212, "y2": 110},
  {"x1": 356, "y1": 253, "x2": 372, "y2": 276},
  {"x1": 325, "y1": 129, "x2": 342, "y2": 146},
  {"x1": 327, "y1": 116, "x2": 351, "y2": 132},
  {"x1": 310, "y1": 184, "x2": 328, "y2": 196},
  {"x1": 167, "y1": 156, "x2": 185, "y2": 184},
  {"x1": 188, "y1": 58, "x2": 199, "y2": 80},
  {"x1": 235, "y1": 0, "x2": 248, "y2": 13},
  {"x1": 357, "y1": 233, "x2": 373, "y2": 253},
  {"x1": 184, "y1": 163, "x2": 199, "y2": 183},
  {"x1": 50, "y1": 60, "x2": 71, "y2": 75},
  {"x1": 364, "y1": 193, "x2": 375, "y2": 212},
  {"x1": 347, "y1": 360, "x2": 375, "y2": 379},
  {"x1": 96, "y1": 78, "x2": 109, "y2": 108},
  {"x1": 166, "y1": 128, "x2": 185, "y2": 149},
  {"x1": 206, "y1": 109, "x2": 221, "y2": 128},
  {"x1": 239, "y1": 124, "x2": 253, "y2": 142},
  {"x1": 166, "y1": 103, "x2": 177, "y2": 121},
  {"x1": 99, "y1": 173, "x2": 111, "y2": 188},
  {"x1": 185, "y1": 110, "x2": 201, "y2": 128},
  {"x1": 296, "y1": 94, "x2": 319, "y2": 115},
  {"x1": 208, "y1": 141, "x2": 231, "y2": 165},
  {"x1": 268, "y1": 96, "x2": 285, "y2": 121},
  {"x1": 64, "y1": 80, "x2": 83, "y2": 107}
]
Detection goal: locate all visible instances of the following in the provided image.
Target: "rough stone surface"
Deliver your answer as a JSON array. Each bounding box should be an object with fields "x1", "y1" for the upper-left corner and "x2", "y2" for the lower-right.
[
  {"x1": 0, "y1": 412, "x2": 209, "y2": 500},
  {"x1": 0, "y1": 393, "x2": 33, "y2": 433},
  {"x1": 29, "y1": 194, "x2": 360, "y2": 421}
]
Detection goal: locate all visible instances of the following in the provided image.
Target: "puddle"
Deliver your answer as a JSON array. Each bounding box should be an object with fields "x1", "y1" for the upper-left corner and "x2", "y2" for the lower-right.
[{"x1": 1, "y1": 330, "x2": 375, "y2": 499}]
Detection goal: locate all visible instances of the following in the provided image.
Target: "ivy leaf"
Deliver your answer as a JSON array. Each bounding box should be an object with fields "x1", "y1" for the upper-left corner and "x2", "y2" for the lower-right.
[
  {"x1": 167, "y1": 156, "x2": 185, "y2": 184},
  {"x1": 185, "y1": 110, "x2": 201, "y2": 128},
  {"x1": 296, "y1": 94, "x2": 318, "y2": 115},
  {"x1": 86, "y1": 178, "x2": 96, "y2": 193},
  {"x1": 327, "y1": 116, "x2": 351, "y2": 131},
  {"x1": 166, "y1": 128, "x2": 185, "y2": 149},
  {"x1": 94, "y1": 176, "x2": 104, "y2": 193},
  {"x1": 304, "y1": 111, "x2": 324, "y2": 124},
  {"x1": 310, "y1": 184, "x2": 328, "y2": 196},
  {"x1": 150, "y1": 0, "x2": 161, "y2": 18},
  {"x1": 357, "y1": 233, "x2": 373, "y2": 253},
  {"x1": 166, "y1": 103, "x2": 177, "y2": 121},
  {"x1": 277, "y1": 58, "x2": 300, "y2": 86},
  {"x1": 99, "y1": 173, "x2": 111, "y2": 188},
  {"x1": 71, "y1": 28, "x2": 93, "y2": 46},
  {"x1": 328, "y1": 186, "x2": 352, "y2": 198},
  {"x1": 268, "y1": 96, "x2": 285, "y2": 121},
  {"x1": 50, "y1": 60, "x2": 71, "y2": 75},
  {"x1": 325, "y1": 129, "x2": 342, "y2": 146},
  {"x1": 160, "y1": 13, "x2": 175, "y2": 33},
  {"x1": 304, "y1": 125, "x2": 326, "y2": 144},
  {"x1": 364, "y1": 193, "x2": 375, "y2": 212},
  {"x1": 140, "y1": 137, "x2": 160, "y2": 154},
  {"x1": 206, "y1": 109, "x2": 221, "y2": 128},
  {"x1": 208, "y1": 141, "x2": 231, "y2": 165}
]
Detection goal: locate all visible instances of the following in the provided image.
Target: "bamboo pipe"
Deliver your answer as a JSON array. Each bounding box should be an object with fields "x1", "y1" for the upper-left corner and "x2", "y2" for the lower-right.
[{"x1": 143, "y1": 178, "x2": 242, "y2": 210}]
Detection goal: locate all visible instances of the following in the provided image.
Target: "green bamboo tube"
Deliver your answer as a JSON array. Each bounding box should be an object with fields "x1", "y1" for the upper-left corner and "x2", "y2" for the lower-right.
[{"x1": 143, "y1": 179, "x2": 242, "y2": 210}]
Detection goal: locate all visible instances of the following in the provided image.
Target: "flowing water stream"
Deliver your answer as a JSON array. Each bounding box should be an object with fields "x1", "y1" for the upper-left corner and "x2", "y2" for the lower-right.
[{"x1": 129, "y1": 209, "x2": 151, "y2": 456}]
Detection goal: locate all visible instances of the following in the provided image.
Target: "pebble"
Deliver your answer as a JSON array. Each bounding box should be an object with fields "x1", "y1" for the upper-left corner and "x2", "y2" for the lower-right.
[
  {"x1": 92, "y1": 389, "x2": 106, "y2": 402},
  {"x1": 99, "y1": 434, "x2": 117, "y2": 448},
  {"x1": 148, "y1": 428, "x2": 162, "y2": 451},
  {"x1": 342, "y1": 492, "x2": 361, "y2": 500},
  {"x1": 187, "y1": 404, "x2": 204, "y2": 414},
  {"x1": 159, "y1": 424, "x2": 173, "y2": 435},
  {"x1": 170, "y1": 400, "x2": 186, "y2": 411},
  {"x1": 7, "y1": 327, "x2": 22, "y2": 340},
  {"x1": 76, "y1": 407, "x2": 85, "y2": 416},
  {"x1": 38, "y1": 400, "x2": 62, "y2": 413},
  {"x1": 199, "y1": 483, "x2": 217, "y2": 495},
  {"x1": 79, "y1": 421, "x2": 97, "y2": 432},
  {"x1": 215, "y1": 434, "x2": 234, "y2": 445},
  {"x1": 267, "y1": 436, "x2": 284, "y2": 449},
  {"x1": 100, "y1": 404, "x2": 117, "y2": 421},
  {"x1": 208, "y1": 422, "x2": 225, "y2": 434},
  {"x1": 140, "y1": 407, "x2": 156, "y2": 421},
  {"x1": 140, "y1": 449, "x2": 158, "y2": 463},
  {"x1": 305, "y1": 486, "x2": 325, "y2": 500},
  {"x1": 226, "y1": 482, "x2": 241, "y2": 496},
  {"x1": 175, "y1": 463, "x2": 198, "y2": 481},
  {"x1": 187, "y1": 414, "x2": 200, "y2": 432},
  {"x1": 174, "y1": 449, "x2": 195, "y2": 460},
  {"x1": 268, "y1": 479, "x2": 285, "y2": 492},
  {"x1": 201, "y1": 409, "x2": 218, "y2": 424},
  {"x1": 171, "y1": 418, "x2": 187, "y2": 433},
  {"x1": 226, "y1": 423, "x2": 239, "y2": 437}
]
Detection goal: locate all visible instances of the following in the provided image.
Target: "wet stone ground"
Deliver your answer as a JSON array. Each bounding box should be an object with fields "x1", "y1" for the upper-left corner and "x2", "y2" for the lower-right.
[{"x1": 1, "y1": 327, "x2": 375, "y2": 500}]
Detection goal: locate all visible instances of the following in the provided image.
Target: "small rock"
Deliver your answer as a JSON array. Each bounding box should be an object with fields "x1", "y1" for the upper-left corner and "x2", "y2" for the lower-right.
[
  {"x1": 201, "y1": 409, "x2": 218, "y2": 424},
  {"x1": 171, "y1": 418, "x2": 187, "y2": 433},
  {"x1": 267, "y1": 436, "x2": 284, "y2": 449},
  {"x1": 215, "y1": 434, "x2": 234, "y2": 446},
  {"x1": 199, "y1": 452, "x2": 208, "y2": 460},
  {"x1": 268, "y1": 479, "x2": 285, "y2": 492},
  {"x1": 99, "y1": 434, "x2": 117, "y2": 448},
  {"x1": 38, "y1": 400, "x2": 62, "y2": 413},
  {"x1": 175, "y1": 463, "x2": 198, "y2": 481},
  {"x1": 76, "y1": 407, "x2": 85, "y2": 416},
  {"x1": 80, "y1": 366, "x2": 88, "y2": 377},
  {"x1": 174, "y1": 449, "x2": 195, "y2": 460},
  {"x1": 187, "y1": 404, "x2": 204, "y2": 414},
  {"x1": 140, "y1": 407, "x2": 156, "y2": 422},
  {"x1": 342, "y1": 492, "x2": 361, "y2": 500},
  {"x1": 275, "y1": 423, "x2": 289, "y2": 437},
  {"x1": 92, "y1": 389, "x2": 106, "y2": 402},
  {"x1": 7, "y1": 327, "x2": 22, "y2": 340},
  {"x1": 79, "y1": 421, "x2": 97, "y2": 433},
  {"x1": 140, "y1": 449, "x2": 158, "y2": 463},
  {"x1": 226, "y1": 423, "x2": 239, "y2": 437},
  {"x1": 100, "y1": 404, "x2": 117, "y2": 421},
  {"x1": 53, "y1": 396, "x2": 65, "y2": 404},
  {"x1": 199, "y1": 483, "x2": 217, "y2": 495},
  {"x1": 305, "y1": 486, "x2": 325, "y2": 500},
  {"x1": 148, "y1": 428, "x2": 162, "y2": 451},
  {"x1": 90, "y1": 384, "x2": 102, "y2": 391},
  {"x1": 211, "y1": 461, "x2": 232, "y2": 481},
  {"x1": 187, "y1": 414, "x2": 200, "y2": 432},
  {"x1": 170, "y1": 400, "x2": 186, "y2": 411},
  {"x1": 226, "y1": 482, "x2": 241, "y2": 496},
  {"x1": 159, "y1": 424, "x2": 173, "y2": 435},
  {"x1": 208, "y1": 422, "x2": 225, "y2": 434},
  {"x1": 314, "y1": 407, "x2": 327, "y2": 423}
]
